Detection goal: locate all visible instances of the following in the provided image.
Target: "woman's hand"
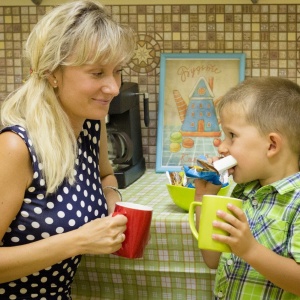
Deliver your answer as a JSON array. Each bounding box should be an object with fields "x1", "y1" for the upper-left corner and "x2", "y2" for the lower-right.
[{"x1": 75, "y1": 214, "x2": 128, "y2": 255}]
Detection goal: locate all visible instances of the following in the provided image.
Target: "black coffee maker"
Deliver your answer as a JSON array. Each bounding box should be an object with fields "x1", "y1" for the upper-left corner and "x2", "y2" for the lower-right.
[{"x1": 107, "y1": 82, "x2": 148, "y2": 188}]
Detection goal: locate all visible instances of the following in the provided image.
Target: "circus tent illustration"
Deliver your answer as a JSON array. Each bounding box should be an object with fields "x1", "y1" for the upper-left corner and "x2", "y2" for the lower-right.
[{"x1": 173, "y1": 77, "x2": 221, "y2": 137}]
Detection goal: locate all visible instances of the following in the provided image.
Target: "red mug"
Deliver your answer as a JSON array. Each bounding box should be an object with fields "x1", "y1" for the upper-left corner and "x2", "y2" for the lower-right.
[{"x1": 112, "y1": 202, "x2": 153, "y2": 259}]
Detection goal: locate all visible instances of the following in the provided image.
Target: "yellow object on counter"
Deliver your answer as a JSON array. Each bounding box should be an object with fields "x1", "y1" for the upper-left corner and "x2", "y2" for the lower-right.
[{"x1": 166, "y1": 183, "x2": 231, "y2": 211}]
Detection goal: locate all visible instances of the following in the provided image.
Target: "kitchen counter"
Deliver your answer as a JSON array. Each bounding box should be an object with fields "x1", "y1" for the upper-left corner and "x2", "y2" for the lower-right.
[{"x1": 71, "y1": 169, "x2": 216, "y2": 299}]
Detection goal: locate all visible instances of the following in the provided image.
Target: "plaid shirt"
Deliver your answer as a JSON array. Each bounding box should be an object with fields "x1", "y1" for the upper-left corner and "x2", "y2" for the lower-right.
[{"x1": 214, "y1": 172, "x2": 300, "y2": 300}]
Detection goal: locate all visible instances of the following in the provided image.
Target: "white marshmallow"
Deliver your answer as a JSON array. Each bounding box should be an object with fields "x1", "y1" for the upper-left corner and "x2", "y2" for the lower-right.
[{"x1": 213, "y1": 155, "x2": 237, "y2": 174}]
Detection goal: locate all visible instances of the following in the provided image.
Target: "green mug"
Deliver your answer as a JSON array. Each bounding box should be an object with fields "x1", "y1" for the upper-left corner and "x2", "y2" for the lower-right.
[{"x1": 189, "y1": 195, "x2": 243, "y2": 253}]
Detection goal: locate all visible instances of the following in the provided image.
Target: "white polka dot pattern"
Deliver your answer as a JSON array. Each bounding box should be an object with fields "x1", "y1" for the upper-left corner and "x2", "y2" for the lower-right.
[{"x1": 0, "y1": 120, "x2": 107, "y2": 299}]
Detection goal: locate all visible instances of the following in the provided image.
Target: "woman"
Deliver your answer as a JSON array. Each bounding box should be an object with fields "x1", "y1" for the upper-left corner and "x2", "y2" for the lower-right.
[{"x1": 0, "y1": 0, "x2": 135, "y2": 298}]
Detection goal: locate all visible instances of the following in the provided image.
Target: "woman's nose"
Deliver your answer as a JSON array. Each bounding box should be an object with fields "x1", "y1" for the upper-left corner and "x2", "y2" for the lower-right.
[{"x1": 102, "y1": 77, "x2": 120, "y2": 97}]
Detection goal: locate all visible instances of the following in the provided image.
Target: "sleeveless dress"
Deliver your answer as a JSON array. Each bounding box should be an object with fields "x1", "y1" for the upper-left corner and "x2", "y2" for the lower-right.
[{"x1": 0, "y1": 120, "x2": 108, "y2": 299}]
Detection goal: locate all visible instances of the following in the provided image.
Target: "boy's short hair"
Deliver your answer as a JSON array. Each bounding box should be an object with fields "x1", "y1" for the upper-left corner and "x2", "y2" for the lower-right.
[{"x1": 217, "y1": 77, "x2": 300, "y2": 155}]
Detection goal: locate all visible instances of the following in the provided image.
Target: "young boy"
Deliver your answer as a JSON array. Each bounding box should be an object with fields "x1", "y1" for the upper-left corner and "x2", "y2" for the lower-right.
[{"x1": 194, "y1": 77, "x2": 300, "y2": 299}]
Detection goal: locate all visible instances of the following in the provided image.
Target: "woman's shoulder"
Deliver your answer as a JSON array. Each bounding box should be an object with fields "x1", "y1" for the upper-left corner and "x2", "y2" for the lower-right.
[
  {"x1": 0, "y1": 127, "x2": 32, "y2": 187},
  {"x1": 0, "y1": 127, "x2": 33, "y2": 219},
  {"x1": 0, "y1": 127, "x2": 30, "y2": 159},
  {"x1": 0, "y1": 124, "x2": 30, "y2": 148}
]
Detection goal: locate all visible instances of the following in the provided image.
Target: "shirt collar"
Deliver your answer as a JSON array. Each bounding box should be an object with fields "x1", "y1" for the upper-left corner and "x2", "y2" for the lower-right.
[
  {"x1": 237, "y1": 172, "x2": 300, "y2": 198},
  {"x1": 270, "y1": 172, "x2": 300, "y2": 195}
]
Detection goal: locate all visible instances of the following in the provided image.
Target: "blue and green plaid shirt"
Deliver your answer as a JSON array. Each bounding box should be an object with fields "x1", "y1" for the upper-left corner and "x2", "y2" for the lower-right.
[{"x1": 214, "y1": 172, "x2": 300, "y2": 299}]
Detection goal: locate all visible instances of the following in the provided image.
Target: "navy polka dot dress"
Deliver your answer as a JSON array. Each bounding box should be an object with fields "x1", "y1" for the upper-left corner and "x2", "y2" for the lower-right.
[{"x1": 0, "y1": 120, "x2": 108, "y2": 299}]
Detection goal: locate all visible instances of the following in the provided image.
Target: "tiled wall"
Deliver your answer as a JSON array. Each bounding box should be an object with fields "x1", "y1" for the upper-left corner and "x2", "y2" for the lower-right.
[{"x1": 1, "y1": 4, "x2": 300, "y2": 168}]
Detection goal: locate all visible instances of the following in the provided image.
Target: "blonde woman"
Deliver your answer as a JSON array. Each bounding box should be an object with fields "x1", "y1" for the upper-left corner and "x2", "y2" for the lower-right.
[{"x1": 0, "y1": 0, "x2": 135, "y2": 298}]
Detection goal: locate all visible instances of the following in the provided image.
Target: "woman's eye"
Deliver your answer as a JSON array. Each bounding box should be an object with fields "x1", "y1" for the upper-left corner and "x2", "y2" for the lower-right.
[
  {"x1": 92, "y1": 69, "x2": 122, "y2": 77},
  {"x1": 230, "y1": 132, "x2": 235, "y2": 138},
  {"x1": 93, "y1": 72, "x2": 103, "y2": 77}
]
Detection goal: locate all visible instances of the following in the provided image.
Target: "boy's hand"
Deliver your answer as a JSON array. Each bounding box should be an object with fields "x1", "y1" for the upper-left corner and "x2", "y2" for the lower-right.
[
  {"x1": 194, "y1": 179, "x2": 222, "y2": 201},
  {"x1": 212, "y1": 203, "x2": 258, "y2": 258}
]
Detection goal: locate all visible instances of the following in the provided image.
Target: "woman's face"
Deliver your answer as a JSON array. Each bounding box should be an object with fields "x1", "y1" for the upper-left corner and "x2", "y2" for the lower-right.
[{"x1": 52, "y1": 62, "x2": 122, "y2": 129}]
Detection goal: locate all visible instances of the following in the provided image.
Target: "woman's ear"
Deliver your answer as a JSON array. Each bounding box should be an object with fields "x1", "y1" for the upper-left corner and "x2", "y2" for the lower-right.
[
  {"x1": 46, "y1": 72, "x2": 58, "y2": 88},
  {"x1": 267, "y1": 132, "x2": 282, "y2": 158}
]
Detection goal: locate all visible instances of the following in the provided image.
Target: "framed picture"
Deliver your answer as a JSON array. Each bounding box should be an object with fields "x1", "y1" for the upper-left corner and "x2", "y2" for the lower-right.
[{"x1": 156, "y1": 52, "x2": 246, "y2": 173}]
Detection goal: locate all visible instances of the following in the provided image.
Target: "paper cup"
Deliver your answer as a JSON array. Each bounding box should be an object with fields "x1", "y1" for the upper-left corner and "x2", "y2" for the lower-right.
[
  {"x1": 189, "y1": 195, "x2": 242, "y2": 252},
  {"x1": 113, "y1": 202, "x2": 153, "y2": 259}
]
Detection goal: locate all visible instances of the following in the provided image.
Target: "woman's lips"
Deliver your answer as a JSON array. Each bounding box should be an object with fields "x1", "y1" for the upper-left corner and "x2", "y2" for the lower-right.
[{"x1": 92, "y1": 98, "x2": 111, "y2": 105}]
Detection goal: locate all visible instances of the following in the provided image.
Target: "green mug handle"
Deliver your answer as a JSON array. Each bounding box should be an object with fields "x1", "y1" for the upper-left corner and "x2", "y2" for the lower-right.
[{"x1": 188, "y1": 202, "x2": 203, "y2": 240}]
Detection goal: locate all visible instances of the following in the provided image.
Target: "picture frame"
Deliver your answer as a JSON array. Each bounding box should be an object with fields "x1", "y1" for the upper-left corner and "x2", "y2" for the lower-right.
[{"x1": 156, "y1": 52, "x2": 246, "y2": 173}]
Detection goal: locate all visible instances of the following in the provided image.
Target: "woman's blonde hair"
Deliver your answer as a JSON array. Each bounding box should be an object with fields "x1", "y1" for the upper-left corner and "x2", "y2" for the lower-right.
[{"x1": 1, "y1": 0, "x2": 135, "y2": 194}]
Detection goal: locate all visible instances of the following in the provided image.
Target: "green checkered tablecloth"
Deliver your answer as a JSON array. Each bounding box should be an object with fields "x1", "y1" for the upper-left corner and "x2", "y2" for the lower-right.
[{"x1": 71, "y1": 169, "x2": 216, "y2": 300}]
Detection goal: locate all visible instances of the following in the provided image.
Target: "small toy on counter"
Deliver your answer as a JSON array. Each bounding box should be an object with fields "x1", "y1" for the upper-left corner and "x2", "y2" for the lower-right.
[
  {"x1": 166, "y1": 170, "x2": 196, "y2": 188},
  {"x1": 166, "y1": 171, "x2": 187, "y2": 186}
]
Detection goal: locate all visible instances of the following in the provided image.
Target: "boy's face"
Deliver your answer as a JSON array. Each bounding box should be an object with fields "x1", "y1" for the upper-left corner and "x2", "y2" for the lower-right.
[{"x1": 218, "y1": 105, "x2": 272, "y2": 186}]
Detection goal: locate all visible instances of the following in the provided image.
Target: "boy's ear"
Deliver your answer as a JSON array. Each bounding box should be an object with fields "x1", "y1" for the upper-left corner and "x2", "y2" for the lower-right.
[{"x1": 267, "y1": 132, "x2": 282, "y2": 158}]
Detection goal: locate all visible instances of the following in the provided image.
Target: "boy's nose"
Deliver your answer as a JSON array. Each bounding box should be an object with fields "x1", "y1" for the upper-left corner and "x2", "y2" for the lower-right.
[{"x1": 217, "y1": 140, "x2": 229, "y2": 156}]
